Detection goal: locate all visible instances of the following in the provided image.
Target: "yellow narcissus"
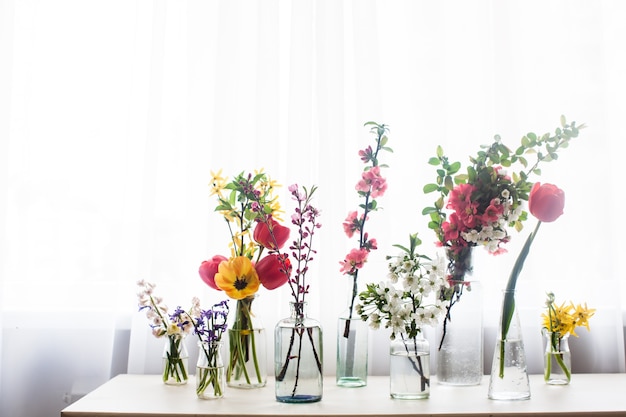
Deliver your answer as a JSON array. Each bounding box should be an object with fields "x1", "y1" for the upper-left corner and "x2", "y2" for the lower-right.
[{"x1": 214, "y1": 256, "x2": 260, "y2": 300}]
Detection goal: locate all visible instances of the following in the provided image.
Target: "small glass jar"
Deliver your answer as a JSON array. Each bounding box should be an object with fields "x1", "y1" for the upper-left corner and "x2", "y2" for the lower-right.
[
  {"x1": 542, "y1": 329, "x2": 571, "y2": 385},
  {"x1": 389, "y1": 333, "x2": 430, "y2": 399},
  {"x1": 196, "y1": 340, "x2": 225, "y2": 399},
  {"x1": 162, "y1": 334, "x2": 189, "y2": 385}
]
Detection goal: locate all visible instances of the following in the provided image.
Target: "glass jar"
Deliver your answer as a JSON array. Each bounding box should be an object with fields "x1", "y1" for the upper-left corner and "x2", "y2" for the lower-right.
[
  {"x1": 162, "y1": 333, "x2": 189, "y2": 385},
  {"x1": 389, "y1": 333, "x2": 430, "y2": 399},
  {"x1": 196, "y1": 340, "x2": 225, "y2": 399},
  {"x1": 542, "y1": 328, "x2": 571, "y2": 385}
]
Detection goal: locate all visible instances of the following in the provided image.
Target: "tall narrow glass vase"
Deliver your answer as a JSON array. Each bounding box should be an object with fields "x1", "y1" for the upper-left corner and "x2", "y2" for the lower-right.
[
  {"x1": 488, "y1": 290, "x2": 530, "y2": 400},
  {"x1": 437, "y1": 280, "x2": 483, "y2": 386},
  {"x1": 227, "y1": 295, "x2": 267, "y2": 389},
  {"x1": 336, "y1": 311, "x2": 368, "y2": 387},
  {"x1": 275, "y1": 302, "x2": 323, "y2": 403}
]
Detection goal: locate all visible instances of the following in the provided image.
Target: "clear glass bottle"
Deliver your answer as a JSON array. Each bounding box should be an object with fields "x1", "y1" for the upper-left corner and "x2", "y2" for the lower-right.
[
  {"x1": 542, "y1": 328, "x2": 571, "y2": 385},
  {"x1": 196, "y1": 340, "x2": 225, "y2": 399},
  {"x1": 162, "y1": 334, "x2": 189, "y2": 385},
  {"x1": 336, "y1": 308, "x2": 368, "y2": 387},
  {"x1": 275, "y1": 302, "x2": 323, "y2": 403},
  {"x1": 389, "y1": 333, "x2": 430, "y2": 399}
]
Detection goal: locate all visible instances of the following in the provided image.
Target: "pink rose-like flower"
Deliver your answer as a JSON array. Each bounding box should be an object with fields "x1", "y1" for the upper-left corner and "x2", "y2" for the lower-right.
[
  {"x1": 256, "y1": 253, "x2": 291, "y2": 290},
  {"x1": 342, "y1": 211, "x2": 361, "y2": 238},
  {"x1": 339, "y1": 248, "x2": 369, "y2": 274},
  {"x1": 199, "y1": 255, "x2": 228, "y2": 291},
  {"x1": 253, "y1": 217, "x2": 290, "y2": 250},
  {"x1": 529, "y1": 182, "x2": 565, "y2": 223},
  {"x1": 355, "y1": 166, "x2": 388, "y2": 198}
]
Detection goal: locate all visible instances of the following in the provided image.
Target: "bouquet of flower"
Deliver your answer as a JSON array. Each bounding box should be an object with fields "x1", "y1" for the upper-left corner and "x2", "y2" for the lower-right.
[
  {"x1": 357, "y1": 233, "x2": 448, "y2": 393},
  {"x1": 136, "y1": 280, "x2": 197, "y2": 384},
  {"x1": 192, "y1": 300, "x2": 230, "y2": 398},
  {"x1": 422, "y1": 116, "x2": 584, "y2": 345},
  {"x1": 340, "y1": 121, "x2": 392, "y2": 334},
  {"x1": 198, "y1": 170, "x2": 292, "y2": 387},
  {"x1": 541, "y1": 292, "x2": 595, "y2": 383}
]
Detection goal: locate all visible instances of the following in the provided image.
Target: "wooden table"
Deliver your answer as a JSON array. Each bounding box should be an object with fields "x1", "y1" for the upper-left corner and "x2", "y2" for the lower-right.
[{"x1": 61, "y1": 373, "x2": 626, "y2": 417}]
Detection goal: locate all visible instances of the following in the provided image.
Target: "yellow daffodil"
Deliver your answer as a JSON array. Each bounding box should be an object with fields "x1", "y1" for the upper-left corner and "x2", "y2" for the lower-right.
[
  {"x1": 214, "y1": 256, "x2": 260, "y2": 300},
  {"x1": 571, "y1": 302, "x2": 595, "y2": 331},
  {"x1": 209, "y1": 169, "x2": 227, "y2": 197},
  {"x1": 542, "y1": 293, "x2": 594, "y2": 337}
]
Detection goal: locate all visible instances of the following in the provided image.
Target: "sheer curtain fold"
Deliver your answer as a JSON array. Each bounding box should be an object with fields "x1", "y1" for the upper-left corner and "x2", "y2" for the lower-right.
[{"x1": 1, "y1": 1, "x2": 625, "y2": 416}]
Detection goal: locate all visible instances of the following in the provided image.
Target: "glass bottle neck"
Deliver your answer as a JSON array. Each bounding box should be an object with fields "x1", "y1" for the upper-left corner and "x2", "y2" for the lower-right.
[{"x1": 290, "y1": 301, "x2": 307, "y2": 320}]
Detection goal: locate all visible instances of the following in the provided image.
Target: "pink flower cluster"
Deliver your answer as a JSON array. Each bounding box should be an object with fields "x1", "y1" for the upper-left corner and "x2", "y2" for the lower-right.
[
  {"x1": 441, "y1": 169, "x2": 521, "y2": 255},
  {"x1": 339, "y1": 166, "x2": 386, "y2": 275}
]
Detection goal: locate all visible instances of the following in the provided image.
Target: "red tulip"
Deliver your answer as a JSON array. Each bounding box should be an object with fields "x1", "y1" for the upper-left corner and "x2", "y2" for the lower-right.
[
  {"x1": 198, "y1": 255, "x2": 228, "y2": 291},
  {"x1": 253, "y1": 217, "x2": 290, "y2": 250},
  {"x1": 255, "y1": 253, "x2": 291, "y2": 290},
  {"x1": 529, "y1": 182, "x2": 565, "y2": 223}
]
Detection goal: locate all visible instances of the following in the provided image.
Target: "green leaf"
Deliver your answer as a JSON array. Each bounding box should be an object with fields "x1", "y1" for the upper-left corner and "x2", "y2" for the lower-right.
[
  {"x1": 436, "y1": 145, "x2": 444, "y2": 158},
  {"x1": 428, "y1": 157, "x2": 440, "y2": 165},
  {"x1": 448, "y1": 161, "x2": 461, "y2": 174},
  {"x1": 392, "y1": 244, "x2": 411, "y2": 254},
  {"x1": 427, "y1": 221, "x2": 439, "y2": 230},
  {"x1": 422, "y1": 206, "x2": 437, "y2": 215},
  {"x1": 423, "y1": 183, "x2": 439, "y2": 193},
  {"x1": 444, "y1": 175, "x2": 454, "y2": 191},
  {"x1": 560, "y1": 114, "x2": 566, "y2": 127}
]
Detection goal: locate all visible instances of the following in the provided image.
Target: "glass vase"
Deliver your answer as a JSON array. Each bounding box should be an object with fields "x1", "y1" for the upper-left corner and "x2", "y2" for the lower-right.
[
  {"x1": 389, "y1": 333, "x2": 430, "y2": 399},
  {"x1": 196, "y1": 340, "x2": 225, "y2": 399},
  {"x1": 437, "y1": 247, "x2": 483, "y2": 386},
  {"x1": 336, "y1": 308, "x2": 368, "y2": 387},
  {"x1": 162, "y1": 334, "x2": 189, "y2": 385},
  {"x1": 227, "y1": 295, "x2": 267, "y2": 388},
  {"x1": 275, "y1": 302, "x2": 323, "y2": 403},
  {"x1": 542, "y1": 329, "x2": 571, "y2": 385},
  {"x1": 487, "y1": 290, "x2": 530, "y2": 400},
  {"x1": 437, "y1": 279, "x2": 483, "y2": 386}
]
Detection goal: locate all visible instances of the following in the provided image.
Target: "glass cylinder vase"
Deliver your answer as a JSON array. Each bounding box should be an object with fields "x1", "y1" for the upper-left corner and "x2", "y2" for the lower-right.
[
  {"x1": 162, "y1": 334, "x2": 189, "y2": 385},
  {"x1": 275, "y1": 302, "x2": 323, "y2": 403},
  {"x1": 336, "y1": 308, "x2": 368, "y2": 387},
  {"x1": 389, "y1": 333, "x2": 430, "y2": 399},
  {"x1": 227, "y1": 295, "x2": 267, "y2": 388},
  {"x1": 196, "y1": 340, "x2": 225, "y2": 399},
  {"x1": 542, "y1": 329, "x2": 571, "y2": 385},
  {"x1": 487, "y1": 290, "x2": 530, "y2": 400},
  {"x1": 437, "y1": 279, "x2": 483, "y2": 386}
]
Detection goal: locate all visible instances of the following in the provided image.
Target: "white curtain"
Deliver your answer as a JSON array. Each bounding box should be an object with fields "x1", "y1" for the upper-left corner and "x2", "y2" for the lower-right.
[{"x1": 1, "y1": 1, "x2": 625, "y2": 416}]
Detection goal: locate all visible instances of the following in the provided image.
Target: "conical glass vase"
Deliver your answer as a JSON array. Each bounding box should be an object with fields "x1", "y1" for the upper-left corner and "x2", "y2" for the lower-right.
[{"x1": 488, "y1": 290, "x2": 530, "y2": 400}]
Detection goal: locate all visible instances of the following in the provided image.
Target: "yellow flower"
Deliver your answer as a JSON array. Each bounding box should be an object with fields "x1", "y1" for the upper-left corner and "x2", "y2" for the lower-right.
[
  {"x1": 209, "y1": 169, "x2": 227, "y2": 197},
  {"x1": 542, "y1": 294, "x2": 594, "y2": 337},
  {"x1": 214, "y1": 256, "x2": 260, "y2": 300},
  {"x1": 572, "y1": 302, "x2": 595, "y2": 331}
]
